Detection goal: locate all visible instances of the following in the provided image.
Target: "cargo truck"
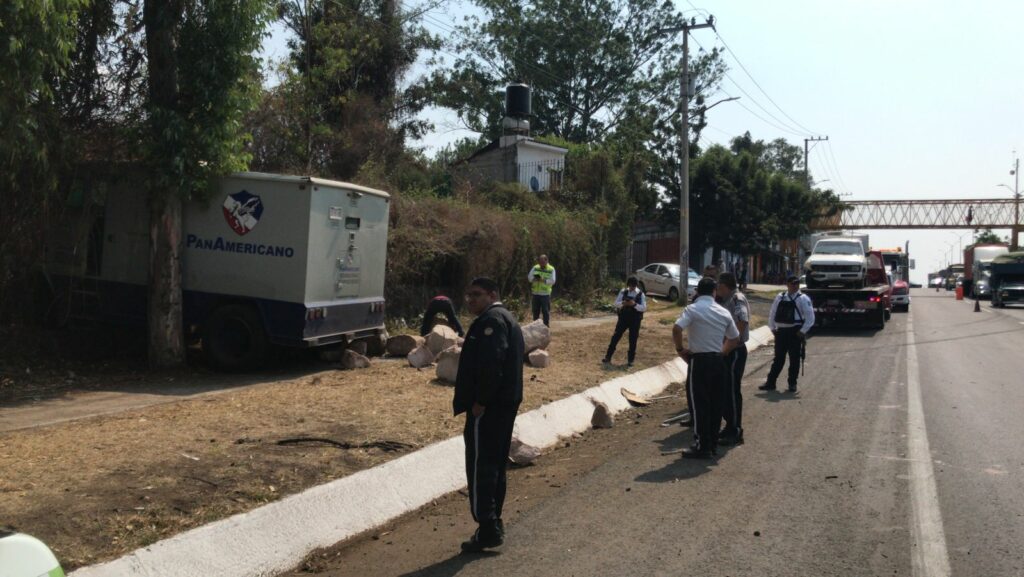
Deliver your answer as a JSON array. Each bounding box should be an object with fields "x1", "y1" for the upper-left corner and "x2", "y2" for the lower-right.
[
  {"x1": 963, "y1": 243, "x2": 1009, "y2": 298},
  {"x1": 41, "y1": 172, "x2": 390, "y2": 370},
  {"x1": 990, "y1": 252, "x2": 1024, "y2": 308},
  {"x1": 802, "y1": 250, "x2": 892, "y2": 329}
]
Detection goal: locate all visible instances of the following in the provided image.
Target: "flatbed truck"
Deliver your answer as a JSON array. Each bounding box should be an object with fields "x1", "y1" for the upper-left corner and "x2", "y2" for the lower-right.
[{"x1": 802, "y1": 250, "x2": 892, "y2": 330}]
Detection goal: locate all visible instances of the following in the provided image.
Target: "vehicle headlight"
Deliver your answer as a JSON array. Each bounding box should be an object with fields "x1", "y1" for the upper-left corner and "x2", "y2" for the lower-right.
[{"x1": 848, "y1": 265, "x2": 861, "y2": 272}]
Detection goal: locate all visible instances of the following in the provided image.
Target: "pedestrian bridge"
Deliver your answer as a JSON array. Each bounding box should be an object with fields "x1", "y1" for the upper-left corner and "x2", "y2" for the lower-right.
[{"x1": 813, "y1": 198, "x2": 1021, "y2": 229}]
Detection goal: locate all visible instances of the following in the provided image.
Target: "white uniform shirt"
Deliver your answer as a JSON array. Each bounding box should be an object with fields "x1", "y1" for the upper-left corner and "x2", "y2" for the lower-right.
[
  {"x1": 767, "y1": 290, "x2": 815, "y2": 334},
  {"x1": 614, "y1": 288, "x2": 647, "y2": 312},
  {"x1": 675, "y1": 295, "x2": 740, "y2": 353}
]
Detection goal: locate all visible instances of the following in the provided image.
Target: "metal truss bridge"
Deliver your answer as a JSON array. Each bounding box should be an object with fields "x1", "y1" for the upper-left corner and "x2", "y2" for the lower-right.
[{"x1": 813, "y1": 198, "x2": 1022, "y2": 230}]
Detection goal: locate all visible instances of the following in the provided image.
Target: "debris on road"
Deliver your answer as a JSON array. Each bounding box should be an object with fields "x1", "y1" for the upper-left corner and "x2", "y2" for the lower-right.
[
  {"x1": 406, "y1": 344, "x2": 435, "y2": 368},
  {"x1": 340, "y1": 350, "x2": 371, "y2": 370},
  {"x1": 591, "y1": 401, "x2": 615, "y2": 429},
  {"x1": 620, "y1": 388, "x2": 651, "y2": 406},
  {"x1": 521, "y1": 320, "x2": 552, "y2": 352}
]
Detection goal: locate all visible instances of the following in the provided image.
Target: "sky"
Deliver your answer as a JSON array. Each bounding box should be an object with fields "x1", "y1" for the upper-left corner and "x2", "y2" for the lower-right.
[{"x1": 260, "y1": 0, "x2": 1024, "y2": 284}]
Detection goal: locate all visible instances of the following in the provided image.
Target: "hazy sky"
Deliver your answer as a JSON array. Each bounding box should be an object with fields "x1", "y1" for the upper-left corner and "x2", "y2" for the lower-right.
[{"x1": 261, "y1": 0, "x2": 1024, "y2": 283}]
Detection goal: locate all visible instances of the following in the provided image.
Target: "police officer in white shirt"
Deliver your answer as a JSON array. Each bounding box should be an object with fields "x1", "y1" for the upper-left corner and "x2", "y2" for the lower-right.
[
  {"x1": 602, "y1": 276, "x2": 647, "y2": 367},
  {"x1": 760, "y1": 275, "x2": 815, "y2": 393},
  {"x1": 672, "y1": 277, "x2": 741, "y2": 459}
]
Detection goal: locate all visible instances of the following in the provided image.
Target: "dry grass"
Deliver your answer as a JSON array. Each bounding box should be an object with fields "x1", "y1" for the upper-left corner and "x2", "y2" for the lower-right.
[{"x1": 0, "y1": 301, "x2": 693, "y2": 570}]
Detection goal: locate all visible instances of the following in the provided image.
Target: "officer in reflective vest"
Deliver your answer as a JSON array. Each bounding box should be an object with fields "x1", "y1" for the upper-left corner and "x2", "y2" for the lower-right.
[
  {"x1": 527, "y1": 254, "x2": 557, "y2": 326},
  {"x1": 760, "y1": 275, "x2": 815, "y2": 393}
]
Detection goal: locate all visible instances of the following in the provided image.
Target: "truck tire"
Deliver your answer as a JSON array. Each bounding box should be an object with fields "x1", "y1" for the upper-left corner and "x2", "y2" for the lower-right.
[
  {"x1": 872, "y1": 308, "x2": 885, "y2": 330},
  {"x1": 204, "y1": 304, "x2": 269, "y2": 371}
]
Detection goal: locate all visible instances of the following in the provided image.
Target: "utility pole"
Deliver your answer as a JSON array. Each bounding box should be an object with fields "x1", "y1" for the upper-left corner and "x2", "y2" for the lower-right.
[
  {"x1": 1013, "y1": 156, "x2": 1020, "y2": 250},
  {"x1": 804, "y1": 136, "x2": 828, "y2": 188},
  {"x1": 675, "y1": 16, "x2": 715, "y2": 302}
]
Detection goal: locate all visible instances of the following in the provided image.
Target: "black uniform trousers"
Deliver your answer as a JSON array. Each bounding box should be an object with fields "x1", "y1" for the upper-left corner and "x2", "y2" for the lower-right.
[
  {"x1": 604, "y1": 311, "x2": 642, "y2": 363},
  {"x1": 685, "y1": 353, "x2": 726, "y2": 453},
  {"x1": 766, "y1": 326, "x2": 802, "y2": 388},
  {"x1": 722, "y1": 344, "x2": 747, "y2": 433},
  {"x1": 531, "y1": 294, "x2": 551, "y2": 326},
  {"x1": 464, "y1": 405, "x2": 519, "y2": 530},
  {"x1": 421, "y1": 298, "x2": 464, "y2": 337}
]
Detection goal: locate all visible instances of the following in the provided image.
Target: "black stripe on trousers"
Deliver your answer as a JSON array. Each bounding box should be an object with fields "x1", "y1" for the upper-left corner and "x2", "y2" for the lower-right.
[
  {"x1": 723, "y1": 344, "x2": 747, "y2": 431},
  {"x1": 687, "y1": 356, "x2": 725, "y2": 452},
  {"x1": 464, "y1": 406, "x2": 518, "y2": 523}
]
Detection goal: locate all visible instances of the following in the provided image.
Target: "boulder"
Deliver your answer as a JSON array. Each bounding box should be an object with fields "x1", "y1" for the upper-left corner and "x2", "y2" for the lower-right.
[
  {"x1": 425, "y1": 325, "x2": 459, "y2": 355},
  {"x1": 340, "y1": 350, "x2": 371, "y2": 370},
  {"x1": 407, "y1": 344, "x2": 436, "y2": 369},
  {"x1": 347, "y1": 340, "x2": 368, "y2": 356},
  {"x1": 521, "y1": 320, "x2": 551, "y2": 352},
  {"x1": 591, "y1": 401, "x2": 615, "y2": 429},
  {"x1": 509, "y1": 437, "x2": 542, "y2": 466},
  {"x1": 435, "y1": 346, "x2": 462, "y2": 383},
  {"x1": 527, "y1": 349, "x2": 550, "y2": 368},
  {"x1": 387, "y1": 334, "x2": 424, "y2": 357}
]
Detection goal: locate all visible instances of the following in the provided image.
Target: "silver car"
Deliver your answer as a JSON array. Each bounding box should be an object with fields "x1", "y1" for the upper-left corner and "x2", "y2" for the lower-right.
[{"x1": 635, "y1": 263, "x2": 698, "y2": 301}]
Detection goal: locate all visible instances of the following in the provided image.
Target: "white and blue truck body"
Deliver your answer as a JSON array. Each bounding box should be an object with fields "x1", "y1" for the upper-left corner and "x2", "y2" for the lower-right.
[{"x1": 43, "y1": 172, "x2": 389, "y2": 369}]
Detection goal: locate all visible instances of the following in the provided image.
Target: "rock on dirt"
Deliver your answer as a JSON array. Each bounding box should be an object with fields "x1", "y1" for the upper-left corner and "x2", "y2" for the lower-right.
[
  {"x1": 527, "y1": 349, "x2": 550, "y2": 368},
  {"x1": 340, "y1": 350, "x2": 371, "y2": 370},
  {"x1": 387, "y1": 334, "x2": 424, "y2": 357},
  {"x1": 509, "y1": 437, "x2": 542, "y2": 465},
  {"x1": 521, "y1": 320, "x2": 551, "y2": 353},
  {"x1": 425, "y1": 325, "x2": 459, "y2": 356},
  {"x1": 435, "y1": 346, "x2": 461, "y2": 383},
  {"x1": 347, "y1": 340, "x2": 369, "y2": 356},
  {"x1": 591, "y1": 400, "x2": 614, "y2": 429},
  {"x1": 407, "y1": 345, "x2": 436, "y2": 369}
]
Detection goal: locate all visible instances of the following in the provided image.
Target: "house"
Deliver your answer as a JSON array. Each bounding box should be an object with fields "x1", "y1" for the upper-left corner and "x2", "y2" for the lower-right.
[
  {"x1": 452, "y1": 84, "x2": 568, "y2": 193},
  {"x1": 455, "y1": 135, "x2": 567, "y2": 192}
]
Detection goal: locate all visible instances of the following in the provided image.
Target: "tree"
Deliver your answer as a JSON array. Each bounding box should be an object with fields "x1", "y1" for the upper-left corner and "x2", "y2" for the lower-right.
[
  {"x1": 0, "y1": 0, "x2": 89, "y2": 321},
  {"x1": 249, "y1": 0, "x2": 438, "y2": 179},
  {"x1": 142, "y1": 0, "x2": 271, "y2": 368},
  {"x1": 973, "y1": 229, "x2": 1006, "y2": 245},
  {"x1": 430, "y1": 0, "x2": 723, "y2": 144}
]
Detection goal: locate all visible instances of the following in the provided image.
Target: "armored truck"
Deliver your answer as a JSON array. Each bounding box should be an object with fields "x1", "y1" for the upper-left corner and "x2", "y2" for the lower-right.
[{"x1": 42, "y1": 172, "x2": 390, "y2": 370}]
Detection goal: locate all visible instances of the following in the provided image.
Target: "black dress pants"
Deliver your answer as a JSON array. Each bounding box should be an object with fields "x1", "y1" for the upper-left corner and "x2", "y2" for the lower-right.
[
  {"x1": 604, "y1": 313, "x2": 642, "y2": 363},
  {"x1": 767, "y1": 327, "x2": 802, "y2": 388},
  {"x1": 722, "y1": 344, "x2": 747, "y2": 432},
  {"x1": 685, "y1": 353, "x2": 725, "y2": 453},
  {"x1": 531, "y1": 294, "x2": 551, "y2": 326},
  {"x1": 464, "y1": 405, "x2": 518, "y2": 529}
]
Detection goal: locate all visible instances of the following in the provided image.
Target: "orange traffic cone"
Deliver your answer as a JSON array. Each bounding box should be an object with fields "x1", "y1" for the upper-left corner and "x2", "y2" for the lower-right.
[{"x1": 974, "y1": 297, "x2": 981, "y2": 312}]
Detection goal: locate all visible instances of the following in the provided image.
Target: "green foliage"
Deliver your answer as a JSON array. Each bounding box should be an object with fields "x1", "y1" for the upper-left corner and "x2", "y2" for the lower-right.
[
  {"x1": 146, "y1": 0, "x2": 273, "y2": 199},
  {"x1": 430, "y1": 0, "x2": 723, "y2": 145},
  {"x1": 973, "y1": 229, "x2": 1006, "y2": 244},
  {"x1": 249, "y1": 0, "x2": 440, "y2": 179}
]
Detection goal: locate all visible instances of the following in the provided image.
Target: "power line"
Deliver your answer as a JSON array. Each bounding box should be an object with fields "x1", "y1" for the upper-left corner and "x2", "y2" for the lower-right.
[
  {"x1": 825, "y1": 139, "x2": 851, "y2": 193},
  {"x1": 684, "y1": 0, "x2": 818, "y2": 135}
]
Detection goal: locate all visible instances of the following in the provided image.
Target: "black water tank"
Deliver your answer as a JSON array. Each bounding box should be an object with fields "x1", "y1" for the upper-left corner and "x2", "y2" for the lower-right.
[{"x1": 505, "y1": 84, "x2": 531, "y2": 118}]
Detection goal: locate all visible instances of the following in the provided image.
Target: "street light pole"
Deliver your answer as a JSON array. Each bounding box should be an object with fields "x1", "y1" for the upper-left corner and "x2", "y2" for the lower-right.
[{"x1": 1014, "y1": 157, "x2": 1020, "y2": 250}]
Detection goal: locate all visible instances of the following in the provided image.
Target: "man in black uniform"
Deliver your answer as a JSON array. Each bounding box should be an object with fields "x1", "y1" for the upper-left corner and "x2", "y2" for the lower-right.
[
  {"x1": 454, "y1": 277, "x2": 525, "y2": 552},
  {"x1": 760, "y1": 275, "x2": 815, "y2": 393},
  {"x1": 602, "y1": 277, "x2": 647, "y2": 367}
]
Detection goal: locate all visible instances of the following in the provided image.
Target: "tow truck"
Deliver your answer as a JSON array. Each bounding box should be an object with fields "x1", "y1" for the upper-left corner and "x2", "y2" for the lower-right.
[{"x1": 802, "y1": 250, "x2": 892, "y2": 329}]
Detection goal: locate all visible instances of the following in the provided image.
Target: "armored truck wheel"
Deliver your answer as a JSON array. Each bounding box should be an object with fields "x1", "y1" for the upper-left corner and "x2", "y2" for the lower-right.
[{"x1": 204, "y1": 304, "x2": 269, "y2": 371}]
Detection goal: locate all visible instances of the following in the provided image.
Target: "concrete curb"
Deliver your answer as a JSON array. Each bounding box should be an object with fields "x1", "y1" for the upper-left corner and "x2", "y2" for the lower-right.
[{"x1": 72, "y1": 327, "x2": 773, "y2": 577}]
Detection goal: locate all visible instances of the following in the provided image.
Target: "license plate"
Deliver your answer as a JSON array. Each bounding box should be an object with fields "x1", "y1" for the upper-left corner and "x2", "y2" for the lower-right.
[{"x1": 854, "y1": 300, "x2": 878, "y2": 309}]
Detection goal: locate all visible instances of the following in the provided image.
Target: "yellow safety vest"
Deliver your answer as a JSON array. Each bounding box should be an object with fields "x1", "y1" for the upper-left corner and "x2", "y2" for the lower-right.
[{"x1": 530, "y1": 264, "x2": 556, "y2": 295}]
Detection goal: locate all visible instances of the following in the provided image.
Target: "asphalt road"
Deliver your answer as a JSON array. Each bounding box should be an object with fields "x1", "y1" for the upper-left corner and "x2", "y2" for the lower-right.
[{"x1": 289, "y1": 289, "x2": 1024, "y2": 577}]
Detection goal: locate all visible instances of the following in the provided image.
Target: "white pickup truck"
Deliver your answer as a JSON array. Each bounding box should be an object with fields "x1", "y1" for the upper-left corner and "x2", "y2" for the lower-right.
[{"x1": 804, "y1": 237, "x2": 868, "y2": 289}]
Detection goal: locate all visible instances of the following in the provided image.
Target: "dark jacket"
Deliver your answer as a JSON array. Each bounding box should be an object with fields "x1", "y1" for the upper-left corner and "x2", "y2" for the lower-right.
[{"x1": 453, "y1": 303, "x2": 525, "y2": 415}]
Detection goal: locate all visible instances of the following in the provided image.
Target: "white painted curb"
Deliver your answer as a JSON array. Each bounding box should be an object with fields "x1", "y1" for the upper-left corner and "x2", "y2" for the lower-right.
[{"x1": 72, "y1": 327, "x2": 772, "y2": 577}]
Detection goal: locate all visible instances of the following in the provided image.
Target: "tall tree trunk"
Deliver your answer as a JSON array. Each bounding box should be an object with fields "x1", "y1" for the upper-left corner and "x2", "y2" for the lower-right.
[{"x1": 144, "y1": 0, "x2": 185, "y2": 368}]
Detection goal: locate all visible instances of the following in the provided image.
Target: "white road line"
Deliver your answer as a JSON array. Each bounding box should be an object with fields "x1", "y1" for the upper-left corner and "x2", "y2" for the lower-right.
[{"x1": 905, "y1": 313, "x2": 952, "y2": 577}]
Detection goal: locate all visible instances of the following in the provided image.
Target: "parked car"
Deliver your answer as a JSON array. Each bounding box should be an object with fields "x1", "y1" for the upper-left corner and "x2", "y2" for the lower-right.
[{"x1": 635, "y1": 263, "x2": 698, "y2": 301}]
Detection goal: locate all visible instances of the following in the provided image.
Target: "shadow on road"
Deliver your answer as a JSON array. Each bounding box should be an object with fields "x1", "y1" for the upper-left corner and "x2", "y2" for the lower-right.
[
  {"x1": 753, "y1": 390, "x2": 802, "y2": 403},
  {"x1": 633, "y1": 429, "x2": 720, "y2": 482},
  {"x1": 398, "y1": 551, "x2": 500, "y2": 577}
]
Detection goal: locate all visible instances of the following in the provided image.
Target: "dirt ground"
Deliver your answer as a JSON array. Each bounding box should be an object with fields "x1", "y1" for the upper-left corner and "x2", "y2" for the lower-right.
[{"x1": 0, "y1": 296, "x2": 770, "y2": 571}]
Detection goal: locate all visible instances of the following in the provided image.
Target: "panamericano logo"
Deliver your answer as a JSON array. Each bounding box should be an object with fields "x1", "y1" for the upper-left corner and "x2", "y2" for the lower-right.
[{"x1": 222, "y1": 190, "x2": 263, "y2": 236}]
